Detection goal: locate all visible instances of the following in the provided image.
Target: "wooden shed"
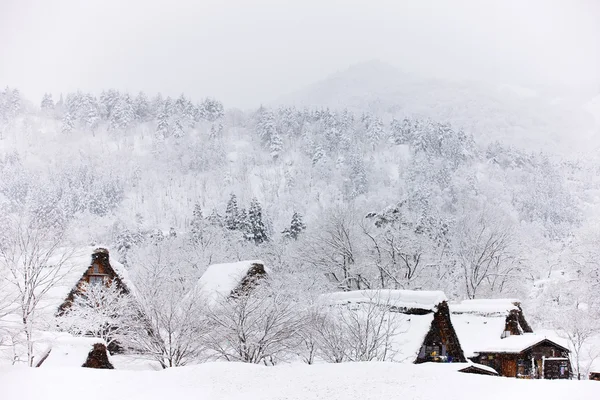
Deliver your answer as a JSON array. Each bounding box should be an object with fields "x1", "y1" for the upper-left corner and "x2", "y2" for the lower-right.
[
  {"x1": 473, "y1": 335, "x2": 570, "y2": 379},
  {"x1": 36, "y1": 337, "x2": 114, "y2": 369}
]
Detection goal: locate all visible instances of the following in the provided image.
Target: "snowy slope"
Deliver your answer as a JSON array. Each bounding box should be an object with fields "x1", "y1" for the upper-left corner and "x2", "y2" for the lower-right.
[
  {"x1": 275, "y1": 61, "x2": 598, "y2": 153},
  {"x1": 0, "y1": 361, "x2": 597, "y2": 400}
]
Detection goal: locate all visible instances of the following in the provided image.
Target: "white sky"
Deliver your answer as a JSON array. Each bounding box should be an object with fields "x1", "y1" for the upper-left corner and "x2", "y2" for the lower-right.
[{"x1": 1, "y1": 0, "x2": 599, "y2": 108}]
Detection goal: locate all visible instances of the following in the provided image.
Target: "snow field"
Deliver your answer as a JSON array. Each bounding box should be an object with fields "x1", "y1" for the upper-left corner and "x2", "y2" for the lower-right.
[{"x1": 0, "y1": 361, "x2": 597, "y2": 400}]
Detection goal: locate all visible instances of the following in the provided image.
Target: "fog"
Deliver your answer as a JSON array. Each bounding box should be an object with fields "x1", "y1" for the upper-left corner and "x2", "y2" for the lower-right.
[{"x1": 1, "y1": 0, "x2": 598, "y2": 108}]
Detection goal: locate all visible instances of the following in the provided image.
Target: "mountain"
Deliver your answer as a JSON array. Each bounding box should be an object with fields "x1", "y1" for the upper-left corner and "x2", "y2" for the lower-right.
[{"x1": 275, "y1": 60, "x2": 599, "y2": 154}]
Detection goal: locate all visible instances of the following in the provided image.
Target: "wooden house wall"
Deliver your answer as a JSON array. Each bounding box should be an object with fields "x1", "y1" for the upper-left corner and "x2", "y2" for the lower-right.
[{"x1": 475, "y1": 341, "x2": 570, "y2": 379}]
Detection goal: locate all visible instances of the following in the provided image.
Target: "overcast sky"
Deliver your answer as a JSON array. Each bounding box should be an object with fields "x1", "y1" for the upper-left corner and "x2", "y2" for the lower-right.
[{"x1": 1, "y1": 0, "x2": 599, "y2": 108}]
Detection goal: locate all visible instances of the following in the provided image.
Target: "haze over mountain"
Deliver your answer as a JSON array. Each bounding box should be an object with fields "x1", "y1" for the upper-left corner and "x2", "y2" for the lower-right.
[{"x1": 276, "y1": 60, "x2": 600, "y2": 154}]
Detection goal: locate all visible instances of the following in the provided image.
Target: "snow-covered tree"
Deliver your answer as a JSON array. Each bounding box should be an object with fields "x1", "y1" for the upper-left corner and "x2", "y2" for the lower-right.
[
  {"x1": 246, "y1": 198, "x2": 268, "y2": 244},
  {"x1": 57, "y1": 281, "x2": 133, "y2": 349},
  {"x1": 282, "y1": 212, "x2": 306, "y2": 240}
]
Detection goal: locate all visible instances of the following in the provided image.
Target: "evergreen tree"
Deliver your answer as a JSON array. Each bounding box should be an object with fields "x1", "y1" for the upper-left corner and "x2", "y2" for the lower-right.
[
  {"x1": 134, "y1": 91, "x2": 150, "y2": 122},
  {"x1": 269, "y1": 133, "x2": 283, "y2": 159},
  {"x1": 238, "y1": 208, "x2": 249, "y2": 237},
  {"x1": 207, "y1": 208, "x2": 223, "y2": 227},
  {"x1": 41, "y1": 93, "x2": 54, "y2": 112},
  {"x1": 155, "y1": 106, "x2": 170, "y2": 140},
  {"x1": 190, "y1": 202, "x2": 204, "y2": 243},
  {"x1": 247, "y1": 197, "x2": 268, "y2": 244},
  {"x1": 282, "y1": 212, "x2": 306, "y2": 240},
  {"x1": 61, "y1": 112, "x2": 75, "y2": 134},
  {"x1": 256, "y1": 107, "x2": 277, "y2": 144},
  {"x1": 225, "y1": 193, "x2": 240, "y2": 230}
]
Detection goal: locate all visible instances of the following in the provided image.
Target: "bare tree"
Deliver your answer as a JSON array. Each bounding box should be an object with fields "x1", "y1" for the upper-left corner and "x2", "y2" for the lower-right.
[
  {"x1": 306, "y1": 207, "x2": 368, "y2": 290},
  {"x1": 0, "y1": 214, "x2": 72, "y2": 366},
  {"x1": 316, "y1": 293, "x2": 403, "y2": 363},
  {"x1": 126, "y1": 242, "x2": 209, "y2": 368},
  {"x1": 554, "y1": 305, "x2": 600, "y2": 380},
  {"x1": 453, "y1": 212, "x2": 514, "y2": 299},
  {"x1": 56, "y1": 281, "x2": 133, "y2": 348},
  {"x1": 205, "y1": 286, "x2": 304, "y2": 365}
]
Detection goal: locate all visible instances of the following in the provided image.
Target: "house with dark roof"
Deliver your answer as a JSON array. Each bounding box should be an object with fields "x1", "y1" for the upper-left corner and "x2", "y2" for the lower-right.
[{"x1": 472, "y1": 334, "x2": 570, "y2": 379}]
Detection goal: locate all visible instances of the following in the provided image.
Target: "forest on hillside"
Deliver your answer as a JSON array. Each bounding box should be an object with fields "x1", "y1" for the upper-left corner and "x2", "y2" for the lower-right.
[{"x1": 1, "y1": 86, "x2": 599, "y2": 351}]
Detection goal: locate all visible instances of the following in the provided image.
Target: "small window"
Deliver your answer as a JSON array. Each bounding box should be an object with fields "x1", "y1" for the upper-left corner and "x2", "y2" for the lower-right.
[
  {"x1": 92, "y1": 263, "x2": 100, "y2": 274},
  {"x1": 89, "y1": 275, "x2": 104, "y2": 286}
]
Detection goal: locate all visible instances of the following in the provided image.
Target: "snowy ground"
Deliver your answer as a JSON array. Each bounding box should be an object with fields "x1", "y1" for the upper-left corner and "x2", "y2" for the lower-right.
[{"x1": 0, "y1": 362, "x2": 597, "y2": 400}]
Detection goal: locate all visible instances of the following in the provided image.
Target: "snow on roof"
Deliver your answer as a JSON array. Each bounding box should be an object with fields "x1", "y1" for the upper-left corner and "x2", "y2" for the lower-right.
[
  {"x1": 38, "y1": 246, "x2": 131, "y2": 321},
  {"x1": 426, "y1": 361, "x2": 498, "y2": 375},
  {"x1": 38, "y1": 336, "x2": 108, "y2": 368},
  {"x1": 474, "y1": 333, "x2": 568, "y2": 354},
  {"x1": 194, "y1": 260, "x2": 265, "y2": 303},
  {"x1": 322, "y1": 289, "x2": 447, "y2": 312},
  {"x1": 451, "y1": 314, "x2": 509, "y2": 358},
  {"x1": 450, "y1": 299, "x2": 520, "y2": 315},
  {"x1": 321, "y1": 290, "x2": 446, "y2": 363},
  {"x1": 459, "y1": 362, "x2": 499, "y2": 375}
]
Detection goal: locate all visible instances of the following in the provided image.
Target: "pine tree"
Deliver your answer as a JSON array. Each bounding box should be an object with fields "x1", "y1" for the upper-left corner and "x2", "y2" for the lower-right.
[
  {"x1": 225, "y1": 193, "x2": 240, "y2": 230},
  {"x1": 269, "y1": 133, "x2": 283, "y2": 159},
  {"x1": 41, "y1": 93, "x2": 54, "y2": 112},
  {"x1": 257, "y1": 108, "x2": 277, "y2": 144},
  {"x1": 134, "y1": 91, "x2": 150, "y2": 122},
  {"x1": 61, "y1": 112, "x2": 75, "y2": 134},
  {"x1": 155, "y1": 106, "x2": 170, "y2": 140},
  {"x1": 247, "y1": 197, "x2": 268, "y2": 244},
  {"x1": 190, "y1": 203, "x2": 204, "y2": 243},
  {"x1": 282, "y1": 212, "x2": 306, "y2": 240},
  {"x1": 207, "y1": 208, "x2": 223, "y2": 227}
]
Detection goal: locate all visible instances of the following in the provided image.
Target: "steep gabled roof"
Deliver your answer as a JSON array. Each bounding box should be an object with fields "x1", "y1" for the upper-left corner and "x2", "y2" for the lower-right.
[
  {"x1": 56, "y1": 247, "x2": 130, "y2": 315},
  {"x1": 194, "y1": 260, "x2": 267, "y2": 304},
  {"x1": 474, "y1": 334, "x2": 569, "y2": 355}
]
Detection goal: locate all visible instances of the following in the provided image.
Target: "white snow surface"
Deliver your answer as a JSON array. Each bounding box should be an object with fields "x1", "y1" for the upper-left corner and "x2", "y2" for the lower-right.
[
  {"x1": 323, "y1": 289, "x2": 447, "y2": 311},
  {"x1": 451, "y1": 314, "x2": 509, "y2": 358},
  {"x1": 0, "y1": 361, "x2": 596, "y2": 400},
  {"x1": 475, "y1": 333, "x2": 569, "y2": 354},
  {"x1": 194, "y1": 260, "x2": 265, "y2": 303},
  {"x1": 450, "y1": 298, "x2": 520, "y2": 315},
  {"x1": 450, "y1": 299, "x2": 528, "y2": 358},
  {"x1": 38, "y1": 336, "x2": 108, "y2": 368}
]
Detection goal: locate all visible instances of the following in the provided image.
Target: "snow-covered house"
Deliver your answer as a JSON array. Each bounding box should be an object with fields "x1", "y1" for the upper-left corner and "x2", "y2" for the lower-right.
[
  {"x1": 450, "y1": 299, "x2": 533, "y2": 360},
  {"x1": 471, "y1": 334, "x2": 570, "y2": 379},
  {"x1": 590, "y1": 360, "x2": 600, "y2": 380},
  {"x1": 194, "y1": 260, "x2": 267, "y2": 304},
  {"x1": 36, "y1": 336, "x2": 114, "y2": 369},
  {"x1": 323, "y1": 290, "x2": 466, "y2": 364},
  {"x1": 57, "y1": 247, "x2": 130, "y2": 315}
]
